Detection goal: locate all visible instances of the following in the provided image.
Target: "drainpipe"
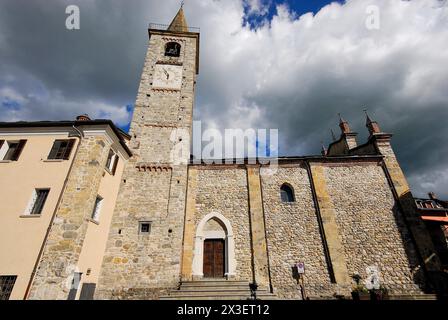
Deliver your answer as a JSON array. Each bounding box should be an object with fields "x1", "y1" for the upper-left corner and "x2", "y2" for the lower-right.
[{"x1": 23, "y1": 125, "x2": 83, "y2": 299}]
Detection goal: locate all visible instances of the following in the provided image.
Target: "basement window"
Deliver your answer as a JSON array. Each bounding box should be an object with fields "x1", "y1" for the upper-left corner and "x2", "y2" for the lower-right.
[{"x1": 139, "y1": 221, "x2": 151, "y2": 235}]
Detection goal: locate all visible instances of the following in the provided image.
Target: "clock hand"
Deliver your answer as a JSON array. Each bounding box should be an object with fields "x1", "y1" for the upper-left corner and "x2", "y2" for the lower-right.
[{"x1": 163, "y1": 68, "x2": 170, "y2": 80}]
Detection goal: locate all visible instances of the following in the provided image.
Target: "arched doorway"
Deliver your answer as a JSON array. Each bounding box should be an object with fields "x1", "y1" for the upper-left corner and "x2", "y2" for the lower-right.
[{"x1": 192, "y1": 213, "x2": 236, "y2": 279}]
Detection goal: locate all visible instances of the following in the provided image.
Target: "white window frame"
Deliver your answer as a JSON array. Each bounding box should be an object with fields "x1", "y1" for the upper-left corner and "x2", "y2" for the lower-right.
[
  {"x1": 91, "y1": 196, "x2": 103, "y2": 222},
  {"x1": 105, "y1": 150, "x2": 117, "y2": 173},
  {"x1": 0, "y1": 140, "x2": 19, "y2": 161},
  {"x1": 24, "y1": 188, "x2": 50, "y2": 215}
]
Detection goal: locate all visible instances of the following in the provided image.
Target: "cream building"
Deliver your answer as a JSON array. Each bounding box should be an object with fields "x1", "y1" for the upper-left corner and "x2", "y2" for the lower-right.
[
  {"x1": 0, "y1": 117, "x2": 131, "y2": 300},
  {"x1": 1, "y1": 8, "x2": 447, "y2": 300}
]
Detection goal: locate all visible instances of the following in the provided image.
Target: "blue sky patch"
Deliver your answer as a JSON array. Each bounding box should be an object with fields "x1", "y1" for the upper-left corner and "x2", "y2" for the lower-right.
[
  {"x1": 119, "y1": 104, "x2": 134, "y2": 133},
  {"x1": 2, "y1": 99, "x2": 21, "y2": 110},
  {"x1": 243, "y1": 0, "x2": 344, "y2": 29}
]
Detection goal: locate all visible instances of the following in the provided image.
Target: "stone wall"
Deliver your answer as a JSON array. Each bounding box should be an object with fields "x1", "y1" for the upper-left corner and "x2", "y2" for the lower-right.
[
  {"x1": 95, "y1": 29, "x2": 198, "y2": 299},
  {"x1": 192, "y1": 167, "x2": 253, "y2": 282},
  {"x1": 261, "y1": 164, "x2": 336, "y2": 299},
  {"x1": 323, "y1": 162, "x2": 424, "y2": 294},
  {"x1": 29, "y1": 135, "x2": 112, "y2": 299}
]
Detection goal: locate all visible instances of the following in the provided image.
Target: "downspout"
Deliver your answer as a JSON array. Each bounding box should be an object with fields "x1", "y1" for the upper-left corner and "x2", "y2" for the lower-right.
[{"x1": 23, "y1": 125, "x2": 83, "y2": 299}]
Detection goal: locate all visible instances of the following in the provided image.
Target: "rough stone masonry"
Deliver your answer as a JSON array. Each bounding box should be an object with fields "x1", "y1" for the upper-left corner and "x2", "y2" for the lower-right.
[{"x1": 29, "y1": 8, "x2": 444, "y2": 300}]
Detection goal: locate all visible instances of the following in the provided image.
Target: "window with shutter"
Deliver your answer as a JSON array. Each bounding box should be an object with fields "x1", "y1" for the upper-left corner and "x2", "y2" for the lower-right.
[
  {"x1": 3, "y1": 142, "x2": 19, "y2": 160},
  {"x1": 29, "y1": 189, "x2": 50, "y2": 215},
  {"x1": 10, "y1": 140, "x2": 26, "y2": 161},
  {"x1": 1, "y1": 140, "x2": 26, "y2": 161},
  {"x1": 63, "y1": 139, "x2": 75, "y2": 160},
  {"x1": 48, "y1": 139, "x2": 75, "y2": 160}
]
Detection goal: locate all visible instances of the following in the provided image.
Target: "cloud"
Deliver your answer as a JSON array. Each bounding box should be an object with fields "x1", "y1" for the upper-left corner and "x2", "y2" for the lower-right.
[{"x1": 0, "y1": 0, "x2": 447, "y2": 197}]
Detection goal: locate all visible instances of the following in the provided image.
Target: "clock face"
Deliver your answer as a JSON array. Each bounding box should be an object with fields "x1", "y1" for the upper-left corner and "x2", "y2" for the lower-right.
[{"x1": 153, "y1": 64, "x2": 183, "y2": 90}]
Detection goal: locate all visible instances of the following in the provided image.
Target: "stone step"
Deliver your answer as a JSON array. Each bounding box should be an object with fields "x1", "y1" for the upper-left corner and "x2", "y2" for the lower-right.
[
  {"x1": 179, "y1": 286, "x2": 252, "y2": 291},
  {"x1": 160, "y1": 280, "x2": 277, "y2": 300}
]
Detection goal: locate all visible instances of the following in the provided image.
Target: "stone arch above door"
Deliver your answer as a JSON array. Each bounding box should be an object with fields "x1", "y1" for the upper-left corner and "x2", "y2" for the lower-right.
[{"x1": 192, "y1": 212, "x2": 236, "y2": 279}]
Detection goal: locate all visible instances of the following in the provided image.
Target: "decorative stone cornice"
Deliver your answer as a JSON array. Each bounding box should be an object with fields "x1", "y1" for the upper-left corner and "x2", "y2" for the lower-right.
[
  {"x1": 136, "y1": 163, "x2": 172, "y2": 172},
  {"x1": 151, "y1": 88, "x2": 180, "y2": 93},
  {"x1": 156, "y1": 60, "x2": 183, "y2": 66},
  {"x1": 143, "y1": 123, "x2": 179, "y2": 128}
]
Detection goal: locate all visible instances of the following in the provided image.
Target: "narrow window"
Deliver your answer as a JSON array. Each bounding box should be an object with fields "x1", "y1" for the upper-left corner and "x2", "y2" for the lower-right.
[
  {"x1": 48, "y1": 139, "x2": 75, "y2": 160},
  {"x1": 165, "y1": 42, "x2": 181, "y2": 57},
  {"x1": 1, "y1": 140, "x2": 26, "y2": 161},
  {"x1": 91, "y1": 196, "x2": 103, "y2": 222},
  {"x1": 0, "y1": 275, "x2": 17, "y2": 300},
  {"x1": 28, "y1": 189, "x2": 50, "y2": 215},
  {"x1": 105, "y1": 149, "x2": 119, "y2": 175},
  {"x1": 139, "y1": 221, "x2": 151, "y2": 234},
  {"x1": 280, "y1": 184, "x2": 295, "y2": 203}
]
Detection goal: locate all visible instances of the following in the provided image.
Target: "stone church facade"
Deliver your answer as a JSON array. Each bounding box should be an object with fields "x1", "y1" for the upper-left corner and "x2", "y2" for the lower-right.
[
  {"x1": 92, "y1": 8, "x2": 441, "y2": 299},
  {"x1": 1, "y1": 8, "x2": 445, "y2": 300}
]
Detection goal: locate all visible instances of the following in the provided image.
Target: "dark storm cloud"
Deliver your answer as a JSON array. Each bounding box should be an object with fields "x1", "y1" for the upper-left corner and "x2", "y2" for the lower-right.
[{"x1": 0, "y1": 0, "x2": 447, "y2": 197}]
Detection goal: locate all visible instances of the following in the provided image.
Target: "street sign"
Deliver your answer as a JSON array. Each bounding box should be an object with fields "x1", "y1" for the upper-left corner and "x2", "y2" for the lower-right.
[{"x1": 296, "y1": 262, "x2": 305, "y2": 274}]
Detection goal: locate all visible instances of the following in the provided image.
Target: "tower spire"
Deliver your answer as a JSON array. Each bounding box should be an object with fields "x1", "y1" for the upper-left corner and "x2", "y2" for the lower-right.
[
  {"x1": 321, "y1": 141, "x2": 327, "y2": 156},
  {"x1": 338, "y1": 113, "x2": 351, "y2": 134},
  {"x1": 168, "y1": 4, "x2": 189, "y2": 32},
  {"x1": 364, "y1": 109, "x2": 382, "y2": 136}
]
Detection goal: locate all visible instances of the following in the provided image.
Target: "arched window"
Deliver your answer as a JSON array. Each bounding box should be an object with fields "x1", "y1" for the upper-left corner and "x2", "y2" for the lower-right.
[
  {"x1": 165, "y1": 42, "x2": 181, "y2": 57},
  {"x1": 280, "y1": 183, "x2": 295, "y2": 202}
]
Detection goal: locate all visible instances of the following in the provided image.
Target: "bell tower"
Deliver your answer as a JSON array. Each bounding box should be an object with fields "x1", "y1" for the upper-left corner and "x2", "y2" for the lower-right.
[{"x1": 95, "y1": 7, "x2": 200, "y2": 299}]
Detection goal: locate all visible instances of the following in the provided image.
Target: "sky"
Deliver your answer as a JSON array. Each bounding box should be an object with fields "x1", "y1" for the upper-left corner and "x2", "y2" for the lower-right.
[{"x1": 0, "y1": 0, "x2": 447, "y2": 198}]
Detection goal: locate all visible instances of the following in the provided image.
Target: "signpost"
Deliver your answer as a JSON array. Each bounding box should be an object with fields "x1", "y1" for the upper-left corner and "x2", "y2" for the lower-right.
[
  {"x1": 296, "y1": 262, "x2": 305, "y2": 274},
  {"x1": 294, "y1": 262, "x2": 307, "y2": 300}
]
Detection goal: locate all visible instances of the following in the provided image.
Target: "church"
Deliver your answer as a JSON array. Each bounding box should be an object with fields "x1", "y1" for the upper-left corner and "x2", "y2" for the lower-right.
[{"x1": 0, "y1": 7, "x2": 446, "y2": 300}]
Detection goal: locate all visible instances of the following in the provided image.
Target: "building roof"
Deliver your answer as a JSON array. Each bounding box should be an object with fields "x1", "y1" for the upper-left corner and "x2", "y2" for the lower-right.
[
  {"x1": 168, "y1": 7, "x2": 189, "y2": 32},
  {"x1": 0, "y1": 119, "x2": 132, "y2": 156}
]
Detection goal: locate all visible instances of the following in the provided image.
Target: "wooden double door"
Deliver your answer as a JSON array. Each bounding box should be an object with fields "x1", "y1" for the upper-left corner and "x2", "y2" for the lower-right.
[{"x1": 203, "y1": 239, "x2": 225, "y2": 278}]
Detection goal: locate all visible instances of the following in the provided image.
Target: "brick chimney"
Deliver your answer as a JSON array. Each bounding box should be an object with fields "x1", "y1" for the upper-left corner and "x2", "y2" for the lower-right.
[
  {"x1": 428, "y1": 192, "x2": 437, "y2": 200},
  {"x1": 76, "y1": 114, "x2": 91, "y2": 121}
]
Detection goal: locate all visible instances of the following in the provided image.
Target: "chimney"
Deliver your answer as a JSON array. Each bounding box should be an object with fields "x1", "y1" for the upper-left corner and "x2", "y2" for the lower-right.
[
  {"x1": 428, "y1": 192, "x2": 437, "y2": 200},
  {"x1": 76, "y1": 114, "x2": 91, "y2": 121}
]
